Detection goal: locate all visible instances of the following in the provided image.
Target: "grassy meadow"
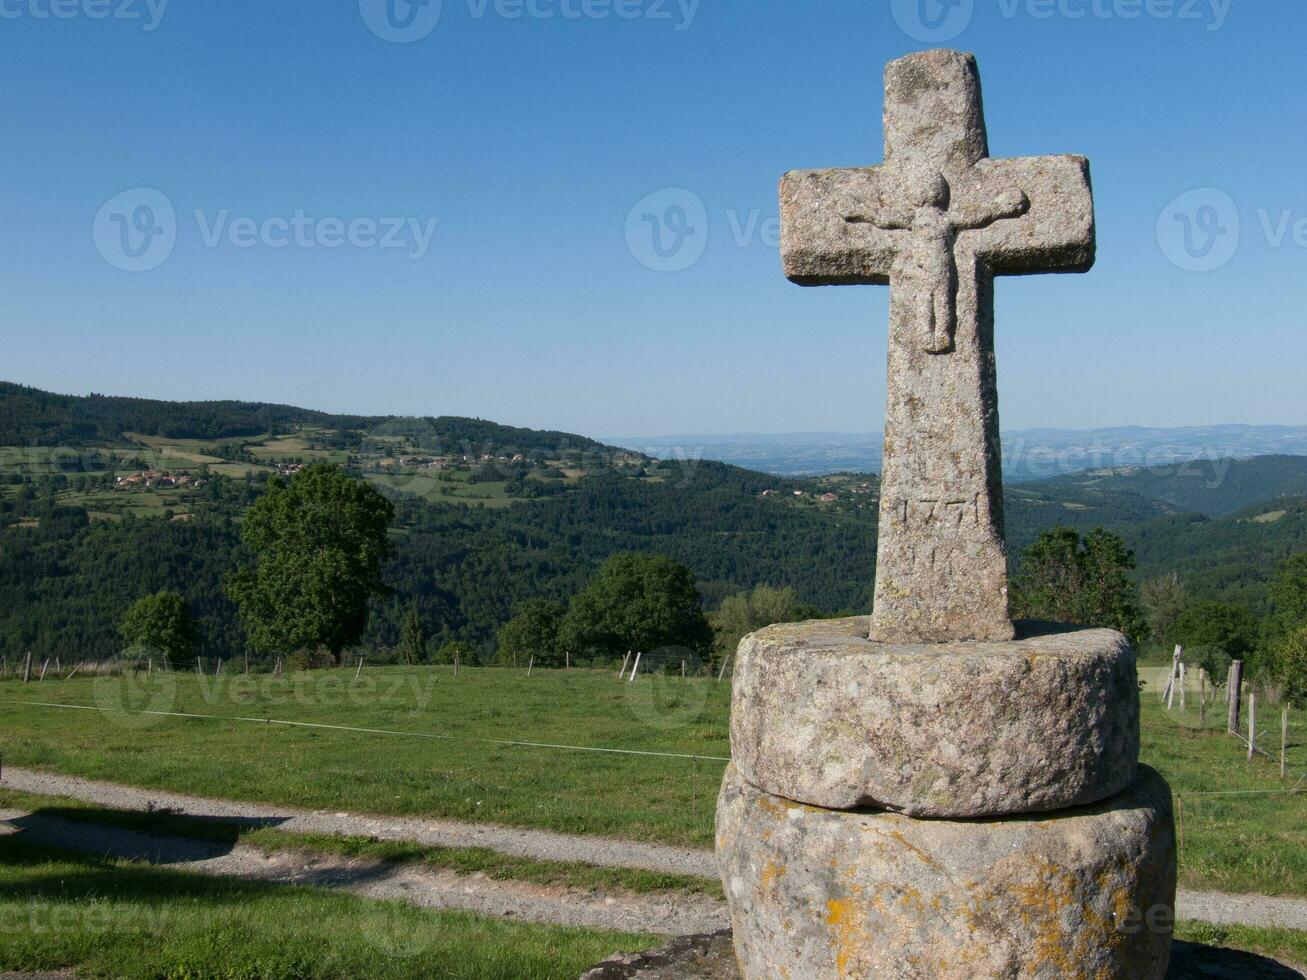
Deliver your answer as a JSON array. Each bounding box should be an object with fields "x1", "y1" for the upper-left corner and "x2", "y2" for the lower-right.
[
  {"x1": 0, "y1": 836, "x2": 654, "y2": 980},
  {"x1": 0, "y1": 663, "x2": 1303, "y2": 895}
]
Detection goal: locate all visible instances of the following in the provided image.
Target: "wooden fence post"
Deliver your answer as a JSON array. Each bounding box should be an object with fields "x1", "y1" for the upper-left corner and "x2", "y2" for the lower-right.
[
  {"x1": 355, "y1": 658, "x2": 364, "y2": 680},
  {"x1": 628, "y1": 651, "x2": 643, "y2": 682},
  {"x1": 718, "y1": 652, "x2": 732, "y2": 683},
  {"x1": 565, "y1": 650, "x2": 570, "y2": 670},
  {"x1": 22, "y1": 651, "x2": 33, "y2": 684},
  {"x1": 1283, "y1": 706, "x2": 1291, "y2": 781},
  {"x1": 454, "y1": 654, "x2": 459, "y2": 679},
  {"x1": 1227, "y1": 660, "x2": 1244, "y2": 734},
  {"x1": 38, "y1": 659, "x2": 49, "y2": 682},
  {"x1": 1198, "y1": 669, "x2": 1207, "y2": 727},
  {"x1": 1164, "y1": 645, "x2": 1182, "y2": 708},
  {"x1": 618, "y1": 651, "x2": 631, "y2": 680},
  {"x1": 1248, "y1": 692, "x2": 1257, "y2": 761},
  {"x1": 527, "y1": 655, "x2": 534, "y2": 678},
  {"x1": 1179, "y1": 663, "x2": 1187, "y2": 711}
]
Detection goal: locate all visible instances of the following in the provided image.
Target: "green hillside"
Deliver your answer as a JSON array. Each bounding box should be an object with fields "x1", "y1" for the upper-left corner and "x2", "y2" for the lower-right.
[
  {"x1": 3, "y1": 382, "x2": 1306, "y2": 664},
  {"x1": 1029, "y1": 455, "x2": 1307, "y2": 518}
]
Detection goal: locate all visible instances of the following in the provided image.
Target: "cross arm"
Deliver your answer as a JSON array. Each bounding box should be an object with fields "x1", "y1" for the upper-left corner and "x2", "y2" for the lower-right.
[
  {"x1": 779, "y1": 167, "x2": 900, "y2": 286},
  {"x1": 964, "y1": 154, "x2": 1095, "y2": 275}
]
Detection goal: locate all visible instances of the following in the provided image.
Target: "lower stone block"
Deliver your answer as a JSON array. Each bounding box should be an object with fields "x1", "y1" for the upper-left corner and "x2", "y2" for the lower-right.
[{"x1": 716, "y1": 764, "x2": 1176, "y2": 980}]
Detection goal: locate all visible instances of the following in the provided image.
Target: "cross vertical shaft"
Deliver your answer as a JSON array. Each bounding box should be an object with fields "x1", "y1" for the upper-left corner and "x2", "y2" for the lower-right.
[{"x1": 779, "y1": 49, "x2": 1095, "y2": 642}]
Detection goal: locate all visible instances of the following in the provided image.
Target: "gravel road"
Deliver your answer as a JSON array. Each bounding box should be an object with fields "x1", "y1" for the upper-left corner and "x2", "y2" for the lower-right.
[{"x1": 5, "y1": 766, "x2": 1307, "y2": 934}]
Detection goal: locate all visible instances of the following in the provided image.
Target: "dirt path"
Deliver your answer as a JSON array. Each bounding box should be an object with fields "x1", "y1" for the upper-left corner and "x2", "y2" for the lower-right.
[
  {"x1": 0, "y1": 806, "x2": 727, "y2": 937},
  {"x1": 6, "y1": 766, "x2": 1307, "y2": 933}
]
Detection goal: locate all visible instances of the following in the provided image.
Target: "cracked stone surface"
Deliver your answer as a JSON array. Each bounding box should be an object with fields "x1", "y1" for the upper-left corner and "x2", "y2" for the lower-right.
[
  {"x1": 730, "y1": 618, "x2": 1139, "y2": 817},
  {"x1": 716, "y1": 764, "x2": 1176, "y2": 980}
]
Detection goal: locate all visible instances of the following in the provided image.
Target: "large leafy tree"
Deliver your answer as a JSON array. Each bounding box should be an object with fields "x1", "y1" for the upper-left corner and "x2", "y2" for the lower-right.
[
  {"x1": 1169, "y1": 600, "x2": 1259, "y2": 683},
  {"x1": 497, "y1": 598, "x2": 567, "y2": 667},
  {"x1": 227, "y1": 464, "x2": 394, "y2": 664},
  {"x1": 1011, "y1": 527, "x2": 1147, "y2": 643},
  {"x1": 559, "y1": 553, "x2": 712, "y2": 658},
  {"x1": 119, "y1": 591, "x2": 198, "y2": 667}
]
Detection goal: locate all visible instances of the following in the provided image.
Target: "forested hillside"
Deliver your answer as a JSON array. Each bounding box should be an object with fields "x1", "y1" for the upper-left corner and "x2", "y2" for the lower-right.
[
  {"x1": 0, "y1": 382, "x2": 616, "y2": 455},
  {"x1": 4, "y1": 382, "x2": 1306, "y2": 665},
  {"x1": 1029, "y1": 455, "x2": 1307, "y2": 518}
]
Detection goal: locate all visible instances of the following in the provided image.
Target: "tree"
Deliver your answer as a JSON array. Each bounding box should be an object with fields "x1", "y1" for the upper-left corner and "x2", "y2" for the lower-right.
[
  {"x1": 119, "y1": 591, "x2": 197, "y2": 667},
  {"x1": 1141, "y1": 573, "x2": 1188, "y2": 648},
  {"x1": 497, "y1": 598, "x2": 566, "y2": 667},
  {"x1": 712, "y1": 585, "x2": 811, "y2": 661},
  {"x1": 1011, "y1": 527, "x2": 1147, "y2": 643},
  {"x1": 1271, "y1": 627, "x2": 1307, "y2": 705},
  {"x1": 227, "y1": 464, "x2": 394, "y2": 664},
  {"x1": 1265, "y1": 554, "x2": 1307, "y2": 648},
  {"x1": 558, "y1": 553, "x2": 712, "y2": 659},
  {"x1": 1169, "y1": 600, "x2": 1259, "y2": 684},
  {"x1": 397, "y1": 604, "x2": 427, "y2": 666}
]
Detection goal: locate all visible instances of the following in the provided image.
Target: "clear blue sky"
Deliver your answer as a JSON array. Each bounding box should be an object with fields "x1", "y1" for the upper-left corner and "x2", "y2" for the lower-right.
[{"x1": 1, "y1": 0, "x2": 1302, "y2": 438}]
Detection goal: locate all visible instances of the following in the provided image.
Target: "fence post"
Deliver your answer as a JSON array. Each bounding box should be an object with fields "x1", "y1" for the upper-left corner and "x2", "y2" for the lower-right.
[
  {"x1": 356, "y1": 658, "x2": 364, "y2": 680},
  {"x1": 1198, "y1": 669, "x2": 1207, "y2": 727},
  {"x1": 1227, "y1": 660, "x2": 1244, "y2": 735},
  {"x1": 1164, "y1": 645, "x2": 1182, "y2": 708},
  {"x1": 1248, "y1": 692, "x2": 1257, "y2": 761},
  {"x1": 628, "y1": 650, "x2": 643, "y2": 682},
  {"x1": 22, "y1": 651, "x2": 33, "y2": 684},
  {"x1": 1179, "y1": 663, "x2": 1187, "y2": 711},
  {"x1": 1284, "y1": 706, "x2": 1291, "y2": 781},
  {"x1": 718, "y1": 651, "x2": 732, "y2": 683},
  {"x1": 618, "y1": 651, "x2": 631, "y2": 680},
  {"x1": 527, "y1": 655, "x2": 534, "y2": 678}
]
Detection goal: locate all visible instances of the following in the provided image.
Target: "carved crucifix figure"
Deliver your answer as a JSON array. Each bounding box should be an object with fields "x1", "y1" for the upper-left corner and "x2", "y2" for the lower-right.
[{"x1": 781, "y1": 49, "x2": 1095, "y2": 642}]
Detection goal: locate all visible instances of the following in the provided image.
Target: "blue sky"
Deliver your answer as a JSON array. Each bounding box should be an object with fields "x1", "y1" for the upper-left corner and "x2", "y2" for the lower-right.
[{"x1": 0, "y1": 0, "x2": 1302, "y2": 438}]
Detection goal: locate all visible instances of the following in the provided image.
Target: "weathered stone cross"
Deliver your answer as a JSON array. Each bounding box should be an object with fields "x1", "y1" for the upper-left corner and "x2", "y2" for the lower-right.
[{"x1": 781, "y1": 49, "x2": 1095, "y2": 643}]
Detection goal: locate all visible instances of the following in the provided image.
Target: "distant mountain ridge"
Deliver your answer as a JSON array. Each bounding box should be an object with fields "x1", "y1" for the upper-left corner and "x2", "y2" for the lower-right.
[
  {"x1": 0, "y1": 382, "x2": 619, "y2": 456},
  {"x1": 614, "y1": 425, "x2": 1307, "y2": 480}
]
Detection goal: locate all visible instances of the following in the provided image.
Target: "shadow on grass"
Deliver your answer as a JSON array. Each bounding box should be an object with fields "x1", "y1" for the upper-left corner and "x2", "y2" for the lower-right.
[{"x1": 1, "y1": 809, "x2": 401, "y2": 892}]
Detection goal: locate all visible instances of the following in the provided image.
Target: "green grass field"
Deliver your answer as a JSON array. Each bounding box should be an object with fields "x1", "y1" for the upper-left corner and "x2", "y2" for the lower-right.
[
  {"x1": 0, "y1": 837, "x2": 653, "y2": 980},
  {"x1": 0, "y1": 665, "x2": 1303, "y2": 896}
]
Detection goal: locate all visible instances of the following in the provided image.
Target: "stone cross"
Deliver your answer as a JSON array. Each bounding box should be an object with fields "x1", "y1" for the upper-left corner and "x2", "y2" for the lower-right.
[{"x1": 780, "y1": 49, "x2": 1095, "y2": 643}]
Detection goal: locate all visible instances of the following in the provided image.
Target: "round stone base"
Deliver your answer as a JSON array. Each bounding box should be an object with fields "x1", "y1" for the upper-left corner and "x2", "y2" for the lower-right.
[
  {"x1": 716, "y1": 764, "x2": 1176, "y2": 980},
  {"x1": 730, "y1": 617, "x2": 1139, "y2": 816}
]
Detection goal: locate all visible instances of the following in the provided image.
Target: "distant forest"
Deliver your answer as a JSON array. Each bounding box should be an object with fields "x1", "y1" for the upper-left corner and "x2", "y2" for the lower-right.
[{"x1": 2, "y1": 382, "x2": 1305, "y2": 665}]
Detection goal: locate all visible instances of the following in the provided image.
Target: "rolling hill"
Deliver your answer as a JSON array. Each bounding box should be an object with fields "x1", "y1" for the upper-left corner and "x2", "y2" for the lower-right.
[{"x1": 3, "y1": 382, "x2": 1305, "y2": 662}]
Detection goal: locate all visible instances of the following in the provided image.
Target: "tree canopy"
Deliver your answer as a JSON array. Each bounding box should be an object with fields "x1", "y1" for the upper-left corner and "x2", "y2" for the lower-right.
[
  {"x1": 227, "y1": 464, "x2": 394, "y2": 662},
  {"x1": 1011, "y1": 527, "x2": 1147, "y2": 642},
  {"x1": 497, "y1": 598, "x2": 567, "y2": 667},
  {"x1": 118, "y1": 591, "x2": 198, "y2": 666},
  {"x1": 558, "y1": 553, "x2": 712, "y2": 659}
]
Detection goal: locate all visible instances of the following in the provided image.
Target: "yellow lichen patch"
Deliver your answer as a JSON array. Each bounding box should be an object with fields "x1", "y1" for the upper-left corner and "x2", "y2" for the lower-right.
[
  {"x1": 760, "y1": 859, "x2": 788, "y2": 893},
  {"x1": 825, "y1": 897, "x2": 870, "y2": 977}
]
